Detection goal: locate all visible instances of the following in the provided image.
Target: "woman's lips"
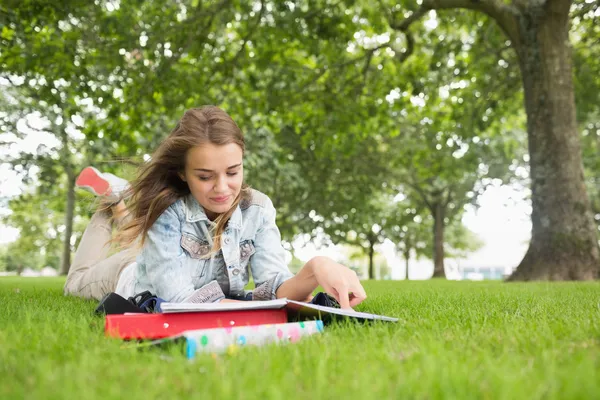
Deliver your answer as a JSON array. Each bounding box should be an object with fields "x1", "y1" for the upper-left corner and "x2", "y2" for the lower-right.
[{"x1": 211, "y1": 195, "x2": 230, "y2": 203}]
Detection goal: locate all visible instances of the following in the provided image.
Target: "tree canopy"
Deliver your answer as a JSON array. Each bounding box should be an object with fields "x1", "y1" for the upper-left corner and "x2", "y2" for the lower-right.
[{"x1": 1, "y1": 0, "x2": 598, "y2": 280}]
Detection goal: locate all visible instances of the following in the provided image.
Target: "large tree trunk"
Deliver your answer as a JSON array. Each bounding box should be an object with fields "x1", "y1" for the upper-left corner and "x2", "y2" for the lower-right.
[
  {"x1": 509, "y1": 1, "x2": 600, "y2": 280},
  {"x1": 432, "y1": 202, "x2": 446, "y2": 278},
  {"x1": 59, "y1": 169, "x2": 76, "y2": 275}
]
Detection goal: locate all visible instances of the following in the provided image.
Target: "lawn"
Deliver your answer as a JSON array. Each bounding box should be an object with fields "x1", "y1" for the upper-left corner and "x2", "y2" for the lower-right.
[{"x1": 1, "y1": 277, "x2": 598, "y2": 400}]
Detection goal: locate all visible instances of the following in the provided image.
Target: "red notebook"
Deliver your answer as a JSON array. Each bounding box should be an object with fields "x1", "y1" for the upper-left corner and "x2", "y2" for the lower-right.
[{"x1": 105, "y1": 309, "x2": 288, "y2": 340}]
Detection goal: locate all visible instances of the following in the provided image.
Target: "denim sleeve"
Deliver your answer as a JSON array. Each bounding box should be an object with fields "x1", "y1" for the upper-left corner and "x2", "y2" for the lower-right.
[
  {"x1": 183, "y1": 280, "x2": 226, "y2": 303},
  {"x1": 249, "y1": 198, "x2": 294, "y2": 300},
  {"x1": 138, "y1": 203, "x2": 195, "y2": 302}
]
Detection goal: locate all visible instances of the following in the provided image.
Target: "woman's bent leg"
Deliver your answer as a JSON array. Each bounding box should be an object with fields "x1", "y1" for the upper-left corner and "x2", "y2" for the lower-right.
[
  {"x1": 64, "y1": 210, "x2": 137, "y2": 300},
  {"x1": 64, "y1": 247, "x2": 137, "y2": 300}
]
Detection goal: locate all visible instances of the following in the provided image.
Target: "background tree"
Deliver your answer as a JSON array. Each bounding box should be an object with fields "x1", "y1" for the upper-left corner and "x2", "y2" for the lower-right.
[
  {"x1": 378, "y1": 0, "x2": 600, "y2": 280},
  {"x1": 0, "y1": 2, "x2": 143, "y2": 274},
  {"x1": 383, "y1": 198, "x2": 431, "y2": 279},
  {"x1": 322, "y1": 196, "x2": 390, "y2": 280},
  {"x1": 0, "y1": 189, "x2": 93, "y2": 272},
  {"x1": 5, "y1": 0, "x2": 589, "y2": 281},
  {"x1": 279, "y1": 0, "x2": 599, "y2": 280}
]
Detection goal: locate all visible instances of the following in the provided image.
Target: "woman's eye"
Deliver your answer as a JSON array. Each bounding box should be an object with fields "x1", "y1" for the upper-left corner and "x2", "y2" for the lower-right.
[
  {"x1": 227, "y1": 172, "x2": 238, "y2": 177},
  {"x1": 198, "y1": 176, "x2": 211, "y2": 181}
]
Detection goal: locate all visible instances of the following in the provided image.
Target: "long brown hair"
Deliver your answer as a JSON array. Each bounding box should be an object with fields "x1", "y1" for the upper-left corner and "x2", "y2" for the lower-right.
[{"x1": 115, "y1": 106, "x2": 250, "y2": 252}]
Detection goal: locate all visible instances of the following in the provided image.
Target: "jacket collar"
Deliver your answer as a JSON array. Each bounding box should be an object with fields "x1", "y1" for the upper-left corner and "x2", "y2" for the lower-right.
[{"x1": 183, "y1": 194, "x2": 242, "y2": 230}]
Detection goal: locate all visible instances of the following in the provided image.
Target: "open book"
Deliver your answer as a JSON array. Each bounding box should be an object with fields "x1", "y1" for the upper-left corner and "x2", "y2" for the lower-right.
[{"x1": 160, "y1": 298, "x2": 398, "y2": 323}]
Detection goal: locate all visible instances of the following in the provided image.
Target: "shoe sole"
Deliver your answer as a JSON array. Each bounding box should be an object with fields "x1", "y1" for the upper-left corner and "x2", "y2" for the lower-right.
[{"x1": 76, "y1": 167, "x2": 111, "y2": 196}]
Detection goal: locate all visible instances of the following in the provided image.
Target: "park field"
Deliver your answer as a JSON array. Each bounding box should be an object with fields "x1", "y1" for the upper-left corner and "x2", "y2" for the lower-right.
[{"x1": 0, "y1": 277, "x2": 598, "y2": 399}]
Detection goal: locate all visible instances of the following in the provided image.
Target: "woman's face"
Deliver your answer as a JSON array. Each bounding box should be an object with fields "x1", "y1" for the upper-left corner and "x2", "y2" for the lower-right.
[{"x1": 180, "y1": 143, "x2": 244, "y2": 220}]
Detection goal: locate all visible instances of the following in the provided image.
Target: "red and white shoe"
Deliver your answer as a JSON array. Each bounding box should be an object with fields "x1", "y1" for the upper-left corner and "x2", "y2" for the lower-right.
[{"x1": 75, "y1": 167, "x2": 129, "y2": 203}]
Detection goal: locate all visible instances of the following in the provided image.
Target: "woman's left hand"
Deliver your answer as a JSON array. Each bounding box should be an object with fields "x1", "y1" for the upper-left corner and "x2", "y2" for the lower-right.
[{"x1": 310, "y1": 257, "x2": 367, "y2": 309}]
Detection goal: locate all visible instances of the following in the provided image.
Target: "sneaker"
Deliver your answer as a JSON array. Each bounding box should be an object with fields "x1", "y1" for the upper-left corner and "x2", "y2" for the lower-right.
[{"x1": 76, "y1": 167, "x2": 129, "y2": 204}]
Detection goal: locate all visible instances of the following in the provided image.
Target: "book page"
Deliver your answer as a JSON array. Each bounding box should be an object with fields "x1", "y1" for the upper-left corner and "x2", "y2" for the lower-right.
[
  {"x1": 160, "y1": 298, "x2": 398, "y2": 322},
  {"x1": 160, "y1": 299, "x2": 288, "y2": 313},
  {"x1": 285, "y1": 300, "x2": 398, "y2": 322}
]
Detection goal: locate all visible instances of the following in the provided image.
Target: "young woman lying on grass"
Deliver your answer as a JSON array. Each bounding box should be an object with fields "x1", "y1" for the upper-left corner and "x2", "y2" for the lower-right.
[{"x1": 64, "y1": 106, "x2": 366, "y2": 309}]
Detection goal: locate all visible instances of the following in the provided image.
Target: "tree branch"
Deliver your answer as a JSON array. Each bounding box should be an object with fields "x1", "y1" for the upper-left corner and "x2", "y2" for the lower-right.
[
  {"x1": 297, "y1": 43, "x2": 390, "y2": 95},
  {"x1": 349, "y1": 43, "x2": 391, "y2": 95},
  {"x1": 389, "y1": 0, "x2": 521, "y2": 49},
  {"x1": 443, "y1": 187, "x2": 453, "y2": 208},
  {"x1": 405, "y1": 178, "x2": 435, "y2": 212},
  {"x1": 395, "y1": 32, "x2": 415, "y2": 64},
  {"x1": 571, "y1": 0, "x2": 599, "y2": 19},
  {"x1": 221, "y1": 0, "x2": 266, "y2": 71},
  {"x1": 24, "y1": 119, "x2": 48, "y2": 133}
]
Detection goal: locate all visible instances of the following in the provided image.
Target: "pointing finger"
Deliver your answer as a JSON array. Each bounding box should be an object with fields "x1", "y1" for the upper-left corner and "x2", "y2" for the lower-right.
[{"x1": 336, "y1": 285, "x2": 351, "y2": 309}]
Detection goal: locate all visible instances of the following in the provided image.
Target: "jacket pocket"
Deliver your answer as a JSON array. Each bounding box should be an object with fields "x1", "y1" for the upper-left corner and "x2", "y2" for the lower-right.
[
  {"x1": 239, "y1": 240, "x2": 256, "y2": 264},
  {"x1": 181, "y1": 234, "x2": 211, "y2": 259},
  {"x1": 181, "y1": 234, "x2": 210, "y2": 282}
]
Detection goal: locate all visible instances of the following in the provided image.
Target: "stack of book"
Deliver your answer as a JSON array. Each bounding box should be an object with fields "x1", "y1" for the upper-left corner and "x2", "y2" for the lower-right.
[{"x1": 105, "y1": 299, "x2": 397, "y2": 358}]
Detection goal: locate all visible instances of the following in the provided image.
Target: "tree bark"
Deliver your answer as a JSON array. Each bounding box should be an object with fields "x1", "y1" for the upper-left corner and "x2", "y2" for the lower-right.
[
  {"x1": 432, "y1": 202, "x2": 446, "y2": 278},
  {"x1": 368, "y1": 239, "x2": 375, "y2": 280},
  {"x1": 404, "y1": 248, "x2": 410, "y2": 280},
  {"x1": 59, "y1": 168, "x2": 76, "y2": 275},
  {"x1": 509, "y1": 1, "x2": 600, "y2": 280}
]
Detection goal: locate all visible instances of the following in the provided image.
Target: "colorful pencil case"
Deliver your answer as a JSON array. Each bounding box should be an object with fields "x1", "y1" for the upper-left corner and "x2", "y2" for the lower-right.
[{"x1": 183, "y1": 320, "x2": 324, "y2": 358}]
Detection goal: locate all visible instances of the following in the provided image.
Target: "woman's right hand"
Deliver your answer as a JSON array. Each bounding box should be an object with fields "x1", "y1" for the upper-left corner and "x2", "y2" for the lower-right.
[{"x1": 310, "y1": 256, "x2": 367, "y2": 309}]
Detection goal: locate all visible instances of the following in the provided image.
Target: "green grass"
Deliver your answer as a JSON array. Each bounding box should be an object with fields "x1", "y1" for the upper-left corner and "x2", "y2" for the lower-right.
[{"x1": 1, "y1": 277, "x2": 598, "y2": 400}]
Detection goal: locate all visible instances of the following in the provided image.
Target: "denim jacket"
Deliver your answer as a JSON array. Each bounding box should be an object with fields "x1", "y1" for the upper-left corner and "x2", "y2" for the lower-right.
[{"x1": 132, "y1": 189, "x2": 294, "y2": 303}]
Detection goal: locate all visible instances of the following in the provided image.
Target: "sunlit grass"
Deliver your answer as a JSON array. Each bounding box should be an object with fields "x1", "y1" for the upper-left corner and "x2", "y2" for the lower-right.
[{"x1": 1, "y1": 277, "x2": 598, "y2": 399}]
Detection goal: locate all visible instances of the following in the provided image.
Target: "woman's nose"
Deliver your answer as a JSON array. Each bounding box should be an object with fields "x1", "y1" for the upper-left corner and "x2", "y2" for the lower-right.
[{"x1": 214, "y1": 176, "x2": 228, "y2": 192}]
